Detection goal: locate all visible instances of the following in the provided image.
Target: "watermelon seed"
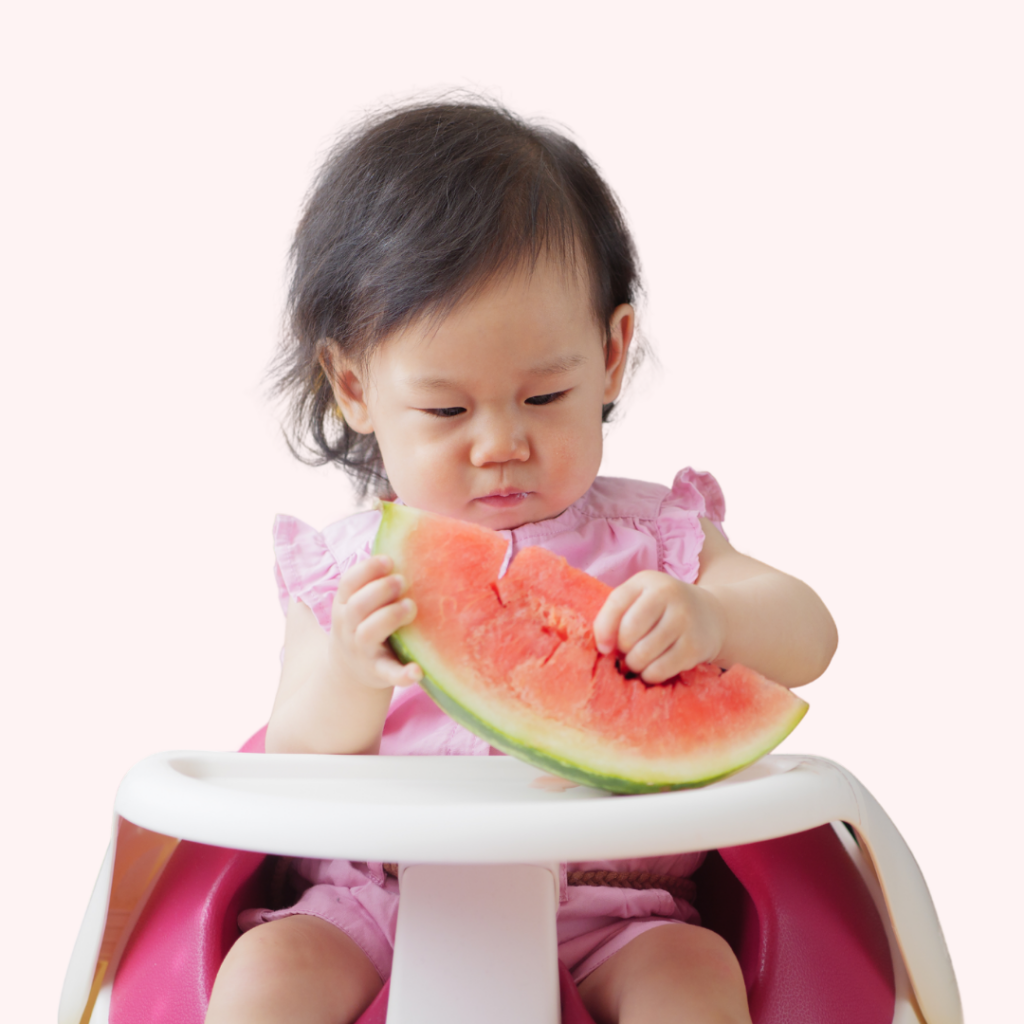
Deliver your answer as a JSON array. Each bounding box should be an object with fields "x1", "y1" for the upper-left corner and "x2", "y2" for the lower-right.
[
  {"x1": 489, "y1": 583, "x2": 505, "y2": 607},
  {"x1": 614, "y1": 658, "x2": 641, "y2": 681}
]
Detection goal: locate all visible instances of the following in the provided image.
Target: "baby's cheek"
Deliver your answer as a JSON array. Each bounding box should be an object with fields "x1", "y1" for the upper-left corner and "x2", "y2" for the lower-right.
[{"x1": 558, "y1": 429, "x2": 602, "y2": 486}]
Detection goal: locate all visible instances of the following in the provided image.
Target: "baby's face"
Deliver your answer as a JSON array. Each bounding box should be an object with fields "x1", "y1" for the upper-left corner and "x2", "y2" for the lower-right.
[{"x1": 332, "y1": 256, "x2": 632, "y2": 530}]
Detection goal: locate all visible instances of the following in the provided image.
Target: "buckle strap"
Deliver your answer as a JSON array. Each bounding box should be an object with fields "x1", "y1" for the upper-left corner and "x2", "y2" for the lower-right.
[
  {"x1": 567, "y1": 869, "x2": 696, "y2": 902},
  {"x1": 382, "y1": 864, "x2": 695, "y2": 902}
]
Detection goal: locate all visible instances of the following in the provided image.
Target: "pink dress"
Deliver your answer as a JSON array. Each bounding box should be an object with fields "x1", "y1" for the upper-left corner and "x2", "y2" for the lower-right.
[{"x1": 243, "y1": 468, "x2": 727, "y2": 984}]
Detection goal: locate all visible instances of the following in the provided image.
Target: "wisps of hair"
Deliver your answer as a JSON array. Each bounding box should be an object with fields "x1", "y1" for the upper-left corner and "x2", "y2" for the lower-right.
[{"x1": 271, "y1": 96, "x2": 642, "y2": 499}]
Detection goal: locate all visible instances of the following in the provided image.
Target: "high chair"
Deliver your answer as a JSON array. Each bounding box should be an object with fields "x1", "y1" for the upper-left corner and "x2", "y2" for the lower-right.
[{"x1": 60, "y1": 727, "x2": 962, "y2": 1024}]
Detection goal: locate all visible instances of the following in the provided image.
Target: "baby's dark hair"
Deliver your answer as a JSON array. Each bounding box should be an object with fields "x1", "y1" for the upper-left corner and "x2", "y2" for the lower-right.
[{"x1": 273, "y1": 98, "x2": 643, "y2": 498}]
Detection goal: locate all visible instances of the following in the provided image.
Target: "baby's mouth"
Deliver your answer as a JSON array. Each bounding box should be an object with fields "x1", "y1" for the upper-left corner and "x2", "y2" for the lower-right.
[{"x1": 475, "y1": 490, "x2": 531, "y2": 509}]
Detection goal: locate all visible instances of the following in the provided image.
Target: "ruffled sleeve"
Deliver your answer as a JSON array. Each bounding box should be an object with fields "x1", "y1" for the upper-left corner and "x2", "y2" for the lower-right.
[
  {"x1": 658, "y1": 468, "x2": 727, "y2": 584},
  {"x1": 272, "y1": 510, "x2": 381, "y2": 631}
]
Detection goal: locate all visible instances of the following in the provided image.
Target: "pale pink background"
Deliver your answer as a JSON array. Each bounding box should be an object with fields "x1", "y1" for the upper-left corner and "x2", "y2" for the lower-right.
[{"x1": 2, "y1": 2, "x2": 1020, "y2": 1018}]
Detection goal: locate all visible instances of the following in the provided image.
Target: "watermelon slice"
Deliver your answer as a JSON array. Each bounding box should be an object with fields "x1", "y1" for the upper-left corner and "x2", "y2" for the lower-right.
[{"x1": 374, "y1": 503, "x2": 808, "y2": 793}]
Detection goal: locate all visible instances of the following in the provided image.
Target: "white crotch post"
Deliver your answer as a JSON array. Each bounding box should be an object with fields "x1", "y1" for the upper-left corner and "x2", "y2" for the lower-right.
[{"x1": 387, "y1": 862, "x2": 561, "y2": 1024}]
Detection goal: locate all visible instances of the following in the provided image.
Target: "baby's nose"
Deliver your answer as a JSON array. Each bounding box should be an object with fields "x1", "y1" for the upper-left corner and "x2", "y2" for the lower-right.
[{"x1": 470, "y1": 414, "x2": 530, "y2": 466}]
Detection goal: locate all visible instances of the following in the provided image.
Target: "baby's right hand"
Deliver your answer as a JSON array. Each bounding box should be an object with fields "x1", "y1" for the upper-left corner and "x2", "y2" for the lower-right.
[{"x1": 328, "y1": 555, "x2": 423, "y2": 690}]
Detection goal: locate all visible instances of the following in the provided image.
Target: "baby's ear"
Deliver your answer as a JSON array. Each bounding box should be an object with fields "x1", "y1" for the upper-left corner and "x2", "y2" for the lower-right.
[
  {"x1": 603, "y1": 304, "x2": 634, "y2": 402},
  {"x1": 319, "y1": 342, "x2": 374, "y2": 434}
]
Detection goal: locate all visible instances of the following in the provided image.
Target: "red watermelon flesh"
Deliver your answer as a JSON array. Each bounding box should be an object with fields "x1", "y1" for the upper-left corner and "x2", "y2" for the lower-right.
[{"x1": 374, "y1": 503, "x2": 808, "y2": 792}]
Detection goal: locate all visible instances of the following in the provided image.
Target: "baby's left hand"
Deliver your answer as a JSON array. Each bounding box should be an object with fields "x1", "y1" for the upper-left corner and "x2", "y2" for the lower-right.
[{"x1": 592, "y1": 571, "x2": 726, "y2": 683}]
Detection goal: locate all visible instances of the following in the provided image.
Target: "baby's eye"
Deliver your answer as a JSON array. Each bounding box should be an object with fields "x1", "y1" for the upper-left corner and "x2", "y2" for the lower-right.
[
  {"x1": 425, "y1": 406, "x2": 467, "y2": 418},
  {"x1": 525, "y1": 391, "x2": 568, "y2": 406}
]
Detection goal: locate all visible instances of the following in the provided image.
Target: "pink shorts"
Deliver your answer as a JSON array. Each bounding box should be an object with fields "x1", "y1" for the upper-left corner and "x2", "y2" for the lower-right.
[{"x1": 240, "y1": 854, "x2": 703, "y2": 984}]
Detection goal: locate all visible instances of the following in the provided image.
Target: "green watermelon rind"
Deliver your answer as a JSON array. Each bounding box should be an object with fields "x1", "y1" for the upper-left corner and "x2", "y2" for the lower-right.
[
  {"x1": 390, "y1": 629, "x2": 806, "y2": 793},
  {"x1": 374, "y1": 503, "x2": 809, "y2": 794}
]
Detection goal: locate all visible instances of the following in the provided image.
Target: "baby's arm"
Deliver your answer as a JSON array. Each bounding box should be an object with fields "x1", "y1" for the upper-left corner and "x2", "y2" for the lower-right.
[
  {"x1": 593, "y1": 518, "x2": 837, "y2": 688},
  {"x1": 265, "y1": 555, "x2": 422, "y2": 754}
]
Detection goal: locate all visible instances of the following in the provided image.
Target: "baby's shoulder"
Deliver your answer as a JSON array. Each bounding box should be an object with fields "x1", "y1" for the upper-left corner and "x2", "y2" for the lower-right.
[
  {"x1": 274, "y1": 508, "x2": 381, "y2": 558},
  {"x1": 272, "y1": 509, "x2": 382, "y2": 627},
  {"x1": 579, "y1": 476, "x2": 672, "y2": 521},
  {"x1": 580, "y1": 468, "x2": 725, "y2": 524},
  {"x1": 318, "y1": 508, "x2": 383, "y2": 560}
]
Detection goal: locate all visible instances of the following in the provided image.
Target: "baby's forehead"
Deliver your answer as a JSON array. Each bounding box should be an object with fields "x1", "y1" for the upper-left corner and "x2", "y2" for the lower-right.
[
  {"x1": 387, "y1": 261, "x2": 601, "y2": 346},
  {"x1": 408, "y1": 254, "x2": 602, "y2": 334}
]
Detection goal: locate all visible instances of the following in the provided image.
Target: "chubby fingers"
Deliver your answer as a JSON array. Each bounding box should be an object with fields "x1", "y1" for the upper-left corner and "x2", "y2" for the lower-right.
[
  {"x1": 593, "y1": 572, "x2": 700, "y2": 683},
  {"x1": 374, "y1": 655, "x2": 423, "y2": 688},
  {"x1": 334, "y1": 555, "x2": 418, "y2": 649},
  {"x1": 593, "y1": 573, "x2": 657, "y2": 655},
  {"x1": 335, "y1": 554, "x2": 395, "y2": 604},
  {"x1": 353, "y1": 592, "x2": 418, "y2": 650}
]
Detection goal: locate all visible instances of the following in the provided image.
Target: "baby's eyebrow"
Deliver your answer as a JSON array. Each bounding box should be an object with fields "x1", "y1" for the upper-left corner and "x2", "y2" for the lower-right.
[
  {"x1": 527, "y1": 354, "x2": 586, "y2": 375},
  {"x1": 404, "y1": 375, "x2": 462, "y2": 392}
]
